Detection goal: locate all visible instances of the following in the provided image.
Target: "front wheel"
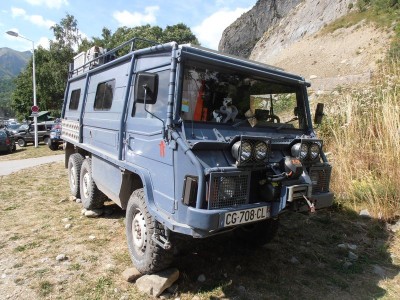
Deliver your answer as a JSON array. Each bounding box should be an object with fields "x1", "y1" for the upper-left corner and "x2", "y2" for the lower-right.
[
  {"x1": 79, "y1": 157, "x2": 107, "y2": 209},
  {"x1": 126, "y1": 188, "x2": 173, "y2": 274},
  {"x1": 234, "y1": 218, "x2": 279, "y2": 246},
  {"x1": 17, "y1": 138, "x2": 26, "y2": 147},
  {"x1": 48, "y1": 141, "x2": 58, "y2": 151}
]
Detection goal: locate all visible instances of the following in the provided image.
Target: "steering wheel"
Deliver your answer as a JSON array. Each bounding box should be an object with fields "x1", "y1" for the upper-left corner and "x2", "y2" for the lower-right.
[{"x1": 265, "y1": 114, "x2": 280, "y2": 123}]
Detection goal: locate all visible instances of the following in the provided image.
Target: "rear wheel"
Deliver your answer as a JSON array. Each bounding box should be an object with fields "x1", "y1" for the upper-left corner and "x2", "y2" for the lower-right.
[
  {"x1": 126, "y1": 188, "x2": 173, "y2": 274},
  {"x1": 68, "y1": 153, "x2": 84, "y2": 198},
  {"x1": 17, "y1": 138, "x2": 26, "y2": 147},
  {"x1": 234, "y1": 218, "x2": 279, "y2": 246},
  {"x1": 79, "y1": 157, "x2": 107, "y2": 209},
  {"x1": 43, "y1": 136, "x2": 50, "y2": 145}
]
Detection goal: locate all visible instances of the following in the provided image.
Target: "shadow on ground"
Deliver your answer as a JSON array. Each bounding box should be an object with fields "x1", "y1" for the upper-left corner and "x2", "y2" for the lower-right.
[
  {"x1": 170, "y1": 209, "x2": 399, "y2": 299},
  {"x1": 98, "y1": 203, "x2": 399, "y2": 299}
]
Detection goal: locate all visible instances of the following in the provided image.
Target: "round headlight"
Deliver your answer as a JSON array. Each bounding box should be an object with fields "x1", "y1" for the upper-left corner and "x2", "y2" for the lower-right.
[
  {"x1": 220, "y1": 177, "x2": 236, "y2": 198},
  {"x1": 309, "y1": 143, "x2": 320, "y2": 160},
  {"x1": 291, "y1": 142, "x2": 309, "y2": 159},
  {"x1": 240, "y1": 141, "x2": 252, "y2": 161},
  {"x1": 254, "y1": 141, "x2": 268, "y2": 160}
]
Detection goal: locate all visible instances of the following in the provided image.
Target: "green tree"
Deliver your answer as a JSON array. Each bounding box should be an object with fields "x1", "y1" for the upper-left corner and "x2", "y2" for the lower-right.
[
  {"x1": 162, "y1": 23, "x2": 199, "y2": 45},
  {"x1": 50, "y1": 13, "x2": 81, "y2": 49},
  {"x1": 12, "y1": 18, "x2": 199, "y2": 120},
  {"x1": 79, "y1": 23, "x2": 199, "y2": 55}
]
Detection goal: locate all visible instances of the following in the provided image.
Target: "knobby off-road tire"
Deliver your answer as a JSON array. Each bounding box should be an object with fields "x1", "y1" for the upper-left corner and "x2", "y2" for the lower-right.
[
  {"x1": 234, "y1": 218, "x2": 279, "y2": 247},
  {"x1": 79, "y1": 157, "x2": 107, "y2": 209},
  {"x1": 68, "y1": 153, "x2": 84, "y2": 198},
  {"x1": 126, "y1": 188, "x2": 173, "y2": 274}
]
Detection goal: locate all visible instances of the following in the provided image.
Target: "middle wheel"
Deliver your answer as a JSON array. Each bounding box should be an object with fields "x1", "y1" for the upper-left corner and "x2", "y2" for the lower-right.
[{"x1": 80, "y1": 157, "x2": 107, "y2": 209}]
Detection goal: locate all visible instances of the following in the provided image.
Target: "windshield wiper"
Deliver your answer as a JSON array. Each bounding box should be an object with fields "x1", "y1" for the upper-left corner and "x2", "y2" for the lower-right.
[{"x1": 276, "y1": 117, "x2": 298, "y2": 131}]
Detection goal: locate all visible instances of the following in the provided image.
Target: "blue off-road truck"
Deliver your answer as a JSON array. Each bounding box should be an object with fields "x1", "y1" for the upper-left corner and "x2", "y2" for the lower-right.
[{"x1": 61, "y1": 38, "x2": 333, "y2": 274}]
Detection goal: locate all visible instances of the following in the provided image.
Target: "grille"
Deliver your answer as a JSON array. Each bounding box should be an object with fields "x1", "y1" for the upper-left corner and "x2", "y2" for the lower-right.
[
  {"x1": 309, "y1": 166, "x2": 332, "y2": 194},
  {"x1": 208, "y1": 172, "x2": 250, "y2": 209}
]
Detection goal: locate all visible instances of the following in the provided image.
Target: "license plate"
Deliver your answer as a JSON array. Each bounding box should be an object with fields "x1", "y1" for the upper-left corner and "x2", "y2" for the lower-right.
[{"x1": 224, "y1": 206, "x2": 269, "y2": 227}]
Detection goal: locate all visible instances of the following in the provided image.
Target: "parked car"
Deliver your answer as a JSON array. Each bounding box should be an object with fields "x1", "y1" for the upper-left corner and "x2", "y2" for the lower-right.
[
  {"x1": 48, "y1": 121, "x2": 62, "y2": 151},
  {"x1": 14, "y1": 122, "x2": 54, "y2": 147},
  {"x1": 0, "y1": 129, "x2": 16, "y2": 154},
  {"x1": 5, "y1": 123, "x2": 30, "y2": 135}
]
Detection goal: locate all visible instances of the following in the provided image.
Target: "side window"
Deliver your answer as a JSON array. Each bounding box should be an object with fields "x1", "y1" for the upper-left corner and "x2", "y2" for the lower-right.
[
  {"x1": 94, "y1": 79, "x2": 115, "y2": 111},
  {"x1": 68, "y1": 89, "x2": 81, "y2": 110},
  {"x1": 133, "y1": 70, "x2": 169, "y2": 118}
]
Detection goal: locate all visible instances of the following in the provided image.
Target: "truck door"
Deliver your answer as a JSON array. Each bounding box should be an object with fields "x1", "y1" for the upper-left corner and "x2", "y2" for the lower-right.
[{"x1": 124, "y1": 67, "x2": 175, "y2": 214}]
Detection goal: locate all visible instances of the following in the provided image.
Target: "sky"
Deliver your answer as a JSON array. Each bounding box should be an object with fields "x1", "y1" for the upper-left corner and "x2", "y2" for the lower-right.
[{"x1": 0, "y1": 0, "x2": 256, "y2": 53}]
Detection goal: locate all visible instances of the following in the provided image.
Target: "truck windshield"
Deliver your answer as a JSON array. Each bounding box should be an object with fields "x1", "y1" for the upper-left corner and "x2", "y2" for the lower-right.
[{"x1": 180, "y1": 62, "x2": 307, "y2": 130}]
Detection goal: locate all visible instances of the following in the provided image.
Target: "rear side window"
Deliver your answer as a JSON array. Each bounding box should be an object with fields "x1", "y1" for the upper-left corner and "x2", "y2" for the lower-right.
[
  {"x1": 94, "y1": 79, "x2": 115, "y2": 110},
  {"x1": 69, "y1": 89, "x2": 81, "y2": 110}
]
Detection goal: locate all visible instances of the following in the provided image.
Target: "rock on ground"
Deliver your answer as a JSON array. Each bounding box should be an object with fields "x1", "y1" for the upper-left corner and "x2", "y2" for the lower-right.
[
  {"x1": 84, "y1": 209, "x2": 104, "y2": 218},
  {"x1": 136, "y1": 268, "x2": 179, "y2": 297},
  {"x1": 122, "y1": 267, "x2": 141, "y2": 283}
]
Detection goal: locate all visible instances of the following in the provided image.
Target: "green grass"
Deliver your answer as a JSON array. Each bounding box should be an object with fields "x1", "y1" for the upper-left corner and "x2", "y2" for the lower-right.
[
  {"x1": 0, "y1": 143, "x2": 63, "y2": 161},
  {"x1": 14, "y1": 241, "x2": 40, "y2": 252},
  {"x1": 38, "y1": 281, "x2": 53, "y2": 297}
]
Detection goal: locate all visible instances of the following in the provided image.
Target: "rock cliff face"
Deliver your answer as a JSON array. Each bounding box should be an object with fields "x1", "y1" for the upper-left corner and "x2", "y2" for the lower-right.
[
  {"x1": 219, "y1": 0, "x2": 353, "y2": 60},
  {"x1": 218, "y1": 0, "x2": 302, "y2": 58},
  {"x1": 249, "y1": 0, "x2": 354, "y2": 63},
  {"x1": 218, "y1": 0, "x2": 391, "y2": 91}
]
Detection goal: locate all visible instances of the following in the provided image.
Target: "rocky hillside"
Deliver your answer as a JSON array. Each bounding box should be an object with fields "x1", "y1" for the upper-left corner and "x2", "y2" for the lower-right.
[
  {"x1": 219, "y1": 0, "x2": 392, "y2": 90},
  {"x1": 218, "y1": 0, "x2": 302, "y2": 58}
]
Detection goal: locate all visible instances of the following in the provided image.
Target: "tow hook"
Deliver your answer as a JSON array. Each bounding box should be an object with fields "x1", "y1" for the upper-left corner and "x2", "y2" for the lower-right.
[
  {"x1": 303, "y1": 195, "x2": 316, "y2": 213},
  {"x1": 151, "y1": 233, "x2": 172, "y2": 250}
]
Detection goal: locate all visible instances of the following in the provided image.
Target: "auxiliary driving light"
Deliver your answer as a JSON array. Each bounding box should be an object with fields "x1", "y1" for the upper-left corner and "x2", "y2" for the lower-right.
[
  {"x1": 291, "y1": 141, "x2": 322, "y2": 161},
  {"x1": 231, "y1": 138, "x2": 271, "y2": 166},
  {"x1": 309, "y1": 143, "x2": 321, "y2": 160},
  {"x1": 255, "y1": 141, "x2": 268, "y2": 160}
]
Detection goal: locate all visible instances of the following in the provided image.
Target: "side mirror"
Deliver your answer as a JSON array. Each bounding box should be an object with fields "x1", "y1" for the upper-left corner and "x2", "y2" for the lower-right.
[
  {"x1": 314, "y1": 103, "x2": 324, "y2": 125},
  {"x1": 134, "y1": 72, "x2": 158, "y2": 104}
]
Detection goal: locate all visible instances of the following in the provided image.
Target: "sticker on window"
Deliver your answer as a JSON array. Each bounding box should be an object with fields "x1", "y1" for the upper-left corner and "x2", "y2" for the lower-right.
[{"x1": 182, "y1": 99, "x2": 190, "y2": 113}]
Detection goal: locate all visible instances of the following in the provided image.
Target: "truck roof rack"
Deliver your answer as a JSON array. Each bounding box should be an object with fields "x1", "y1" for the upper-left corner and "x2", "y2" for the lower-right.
[{"x1": 69, "y1": 37, "x2": 160, "y2": 78}]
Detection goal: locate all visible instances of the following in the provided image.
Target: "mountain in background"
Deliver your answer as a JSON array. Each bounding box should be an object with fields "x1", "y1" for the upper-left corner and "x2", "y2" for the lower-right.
[
  {"x1": 0, "y1": 47, "x2": 31, "y2": 79},
  {"x1": 0, "y1": 48, "x2": 31, "y2": 118},
  {"x1": 218, "y1": 0, "x2": 390, "y2": 91}
]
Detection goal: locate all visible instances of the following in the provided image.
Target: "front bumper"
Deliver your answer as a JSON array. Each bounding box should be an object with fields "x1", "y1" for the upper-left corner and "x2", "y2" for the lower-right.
[{"x1": 186, "y1": 202, "x2": 274, "y2": 233}]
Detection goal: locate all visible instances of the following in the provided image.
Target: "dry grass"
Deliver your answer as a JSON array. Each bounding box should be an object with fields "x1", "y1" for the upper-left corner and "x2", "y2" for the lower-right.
[
  {"x1": 0, "y1": 143, "x2": 63, "y2": 162},
  {"x1": 316, "y1": 58, "x2": 400, "y2": 221},
  {"x1": 0, "y1": 162, "x2": 399, "y2": 299}
]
